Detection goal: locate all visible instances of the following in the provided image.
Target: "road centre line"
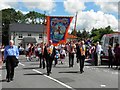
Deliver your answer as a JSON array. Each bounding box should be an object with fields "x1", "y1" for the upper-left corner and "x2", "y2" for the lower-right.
[
  {"x1": 19, "y1": 62, "x2": 74, "y2": 89},
  {"x1": 32, "y1": 69, "x2": 75, "y2": 90},
  {"x1": 19, "y1": 62, "x2": 25, "y2": 66}
]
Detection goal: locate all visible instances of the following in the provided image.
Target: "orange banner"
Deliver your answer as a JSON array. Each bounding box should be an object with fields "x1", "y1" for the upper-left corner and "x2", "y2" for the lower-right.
[{"x1": 46, "y1": 16, "x2": 73, "y2": 46}]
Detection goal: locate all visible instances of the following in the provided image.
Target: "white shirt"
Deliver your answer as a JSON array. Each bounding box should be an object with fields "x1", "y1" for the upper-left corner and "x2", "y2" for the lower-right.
[
  {"x1": 96, "y1": 44, "x2": 102, "y2": 53},
  {"x1": 60, "y1": 49, "x2": 66, "y2": 56}
]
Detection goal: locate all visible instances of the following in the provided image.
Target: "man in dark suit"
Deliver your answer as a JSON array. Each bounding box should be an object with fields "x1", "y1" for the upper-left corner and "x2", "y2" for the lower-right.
[
  {"x1": 79, "y1": 41, "x2": 86, "y2": 73},
  {"x1": 76, "y1": 41, "x2": 81, "y2": 63},
  {"x1": 76, "y1": 41, "x2": 86, "y2": 74},
  {"x1": 44, "y1": 40, "x2": 56, "y2": 76}
]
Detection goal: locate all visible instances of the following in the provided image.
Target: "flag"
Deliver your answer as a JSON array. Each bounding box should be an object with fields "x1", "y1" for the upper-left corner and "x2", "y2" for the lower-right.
[{"x1": 47, "y1": 16, "x2": 73, "y2": 46}]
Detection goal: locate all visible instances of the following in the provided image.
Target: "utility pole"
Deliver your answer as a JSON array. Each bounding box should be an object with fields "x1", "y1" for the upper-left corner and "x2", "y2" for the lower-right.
[{"x1": 43, "y1": 11, "x2": 46, "y2": 44}]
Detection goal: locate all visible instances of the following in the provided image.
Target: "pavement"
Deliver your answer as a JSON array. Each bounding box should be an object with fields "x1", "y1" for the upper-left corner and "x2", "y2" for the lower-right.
[{"x1": 0, "y1": 55, "x2": 119, "y2": 90}]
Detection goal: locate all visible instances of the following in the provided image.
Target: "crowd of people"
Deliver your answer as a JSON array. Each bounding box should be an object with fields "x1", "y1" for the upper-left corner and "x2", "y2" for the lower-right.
[
  {"x1": 22, "y1": 39, "x2": 120, "y2": 72},
  {"x1": 1, "y1": 39, "x2": 120, "y2": 82}
]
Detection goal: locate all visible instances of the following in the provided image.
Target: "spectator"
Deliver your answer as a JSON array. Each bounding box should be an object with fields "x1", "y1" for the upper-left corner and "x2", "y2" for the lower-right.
[
  {"x1": 108, "y1": 45, "x2": 114, "y2": 68},
  {"x1": 96, "y1": 41, "x2": 103, "y2": 66},
  {"x1": 113, "y1": 43, "x2": 120, "y2": 69}
]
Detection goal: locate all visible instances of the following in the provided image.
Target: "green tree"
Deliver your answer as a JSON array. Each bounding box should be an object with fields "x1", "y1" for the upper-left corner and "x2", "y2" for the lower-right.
[
  {"x1": 2, "y1": 8, "x2": 18, "y2": 45},
  {"x1": 81, "y1": 29, "x2": 90, "y2": 39},
  {"x1": 25, "y1": 11, "x2": 45, "y2": 24},
  {"x1": 15, "y1": 10, "x2": 25, "y2": 23},
  {"x1": 90, "y1": 26, "x2": 114, "y2": 43}
]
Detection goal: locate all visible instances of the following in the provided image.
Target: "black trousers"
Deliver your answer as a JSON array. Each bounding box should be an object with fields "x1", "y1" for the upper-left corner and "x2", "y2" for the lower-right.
[
  {"x1": 6, "y1": 56, "x2": 16, "y2": 79},
  {"x1": 39, "y1": 54, "x2": 45, "y2": 68},
  {"x1": 54, "y1": 58, "x2": 58, "y2": 66},
  {"x1": 79, "y1": 56, "x2": 85, "y2": 72},
  {"x1": 108, "y1": 56, "x2": 113, "y2": 68},
  {"x1": 69, "y1": 53, "x2": 74, "y2": 67},
  {"x1": 46, "y1": 57, "x2": 53, "y2": 74},
  {"x1": 94, "y1": 53, "x2": 98, "y2": 66},
  {"x1": 39, "y1": 54, "x2": 42, "y2": 67}
]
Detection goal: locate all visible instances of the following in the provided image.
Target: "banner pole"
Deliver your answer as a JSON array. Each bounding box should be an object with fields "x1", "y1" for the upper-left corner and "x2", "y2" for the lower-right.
[{"x1": 43, "y1": 11, "x2": 46, "y2": 45}]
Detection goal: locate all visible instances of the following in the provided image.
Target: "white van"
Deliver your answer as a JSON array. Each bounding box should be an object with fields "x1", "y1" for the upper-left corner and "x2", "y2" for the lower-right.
[{"x1": 101, "y1": 32, "x2": 120, "y2": 57}]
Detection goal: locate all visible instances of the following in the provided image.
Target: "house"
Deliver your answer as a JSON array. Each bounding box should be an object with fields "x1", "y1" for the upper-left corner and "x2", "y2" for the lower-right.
[{"x1": 9, "y1": 23, "x2": 46, "y2": 49}]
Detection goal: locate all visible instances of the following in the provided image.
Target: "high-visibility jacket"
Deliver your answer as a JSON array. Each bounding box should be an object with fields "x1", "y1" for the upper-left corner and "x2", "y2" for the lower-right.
[{"x1": 80, "y1": 45, "x2": 86, "y2": 56}]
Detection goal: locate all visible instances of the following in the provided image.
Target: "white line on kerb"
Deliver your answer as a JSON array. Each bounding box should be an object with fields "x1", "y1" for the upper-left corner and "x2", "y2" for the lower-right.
[
  {"x1": 100, "y1": 84, "x2": 106, "y2": 88},
  {"x1": 32, "y1": 69, "x2": 74, "y2": 90},
  {"x1": 19, "y1": 62, "x2": 25, "y2": 66}
]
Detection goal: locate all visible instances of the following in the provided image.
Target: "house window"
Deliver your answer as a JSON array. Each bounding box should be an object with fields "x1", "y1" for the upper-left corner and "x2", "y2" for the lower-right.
[
  {"x1": 28, "y1": 33, "x2": 31, "y2": 36},
  {"x1": 39, "y1": 34, "x2": 42, "y2": 38},
  {"x1": 18, "y1": 34, "x2": 23, "y2": 39}
]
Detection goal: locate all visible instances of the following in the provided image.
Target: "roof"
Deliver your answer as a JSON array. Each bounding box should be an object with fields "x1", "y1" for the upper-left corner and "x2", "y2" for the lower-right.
[
  {"x1": 9, "y1": 23, "x2": 46, "y2": 33},
  {"x1": 22, "y1": 37, "x2": 37, "y2": 43},
  {"x1": 67, "y1": 34, "x2": 77, "y2": 39}
]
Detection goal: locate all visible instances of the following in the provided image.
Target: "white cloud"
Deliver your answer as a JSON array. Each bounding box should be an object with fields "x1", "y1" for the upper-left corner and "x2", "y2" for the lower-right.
[
  {"x1": 63, "y1": 0, "x2": 86, "y2": 14},
  {"x1": 22, "y1": 0, "x2": 56, "y2": 14},
  {"x1": 15, "y1": 9, "x2": 29, "y2": 15},
  {"x1": 95, "y1": 2, "x2": 118, "y2": 13},
  {"x1": 69, "y1": 10, "x2": 118, "y2": 32},
  {"x1": 21, "y1": 11, "x2": 29, "y2": 15},
  {"x1": 63, "y1": 1, "x2": 118, "y2": 32},
  {"x1": 0, "y1": 0, "x2": 18, "y2": 10}
]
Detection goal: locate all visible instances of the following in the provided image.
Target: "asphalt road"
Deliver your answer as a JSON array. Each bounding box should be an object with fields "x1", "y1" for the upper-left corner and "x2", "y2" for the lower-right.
[{"x1": 0, "y1": 55, "x2": 119, "y2": 90}]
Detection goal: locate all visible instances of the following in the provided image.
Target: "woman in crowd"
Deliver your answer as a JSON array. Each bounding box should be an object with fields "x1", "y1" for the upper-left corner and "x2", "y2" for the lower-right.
[
  {"x1": 60, "y1": 46, "x2": 66, "y2": 64},
  {"x1": 54, "y1": 46, "x2": 60, "y2": 67}
]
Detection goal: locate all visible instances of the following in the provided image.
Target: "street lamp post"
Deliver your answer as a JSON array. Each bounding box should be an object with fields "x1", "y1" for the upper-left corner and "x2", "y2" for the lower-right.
[{"x1": 13, "y1": 31, "x2": 15, "y2": 45}]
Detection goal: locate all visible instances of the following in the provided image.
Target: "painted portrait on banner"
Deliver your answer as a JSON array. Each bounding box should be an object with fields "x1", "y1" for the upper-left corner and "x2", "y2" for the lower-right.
[{"x1": 47, "y1": 16, "x2": 73, "y2": 45}]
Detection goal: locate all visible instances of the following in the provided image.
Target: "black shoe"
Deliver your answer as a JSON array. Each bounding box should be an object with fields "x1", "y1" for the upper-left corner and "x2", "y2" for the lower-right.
[
  {"x1": 10, "y1": 78, "x2": 13, "y2": 81},
  {"x1": 80, "y1": 71, "x2": 82, "y2": 74},
  {"x1": 39, "y1": 66, "x2": 42, "y2": 68},
  {"x1": 80, "y1": 70, "x2": 84, "y2": 74},
  {"x1": 6, "y1": 79, "x2": 10, "y2": 82},
  {"x1": 49, "y1": 71, "x2": 52, "y2": 74},
  {"x1": 47, "y1": 73, "x2": 50, "y2": 76}
]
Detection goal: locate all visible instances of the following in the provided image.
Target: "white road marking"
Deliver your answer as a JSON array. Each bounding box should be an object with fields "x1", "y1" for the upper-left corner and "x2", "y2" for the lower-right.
[
  {"x1": 85, "y1": 66, "x2": 90, "y2": 68},
  {"x1": 100, "y1": 84, "x2": 106, "y2": 88},
  {"x1": 103, "y1": 70, "x2": 108, "y2": 72},
  {"x1": 19, "y1": 62, "x2": 25, "y2": 66},
  {"x1": 32, "y1": 69, "x2": 74, "y2": 90},
  {"x1": 112, "y1": 72, "x2": 118, "y2": 74},
  {"x1": 0, "y1": 74, "x2": 1, "y2": 77}
]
